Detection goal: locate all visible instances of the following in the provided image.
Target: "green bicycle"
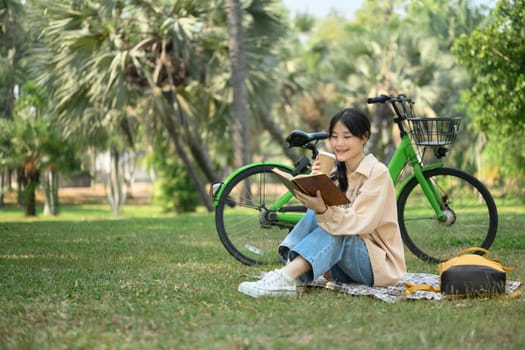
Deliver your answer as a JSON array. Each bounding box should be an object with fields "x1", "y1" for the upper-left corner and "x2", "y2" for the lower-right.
[{"x1": 210, "y1": 94, "x2": 498, "y2": 265}]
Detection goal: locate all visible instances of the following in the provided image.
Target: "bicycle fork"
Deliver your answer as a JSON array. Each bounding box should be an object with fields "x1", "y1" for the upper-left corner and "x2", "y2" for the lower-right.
[
  {"x1": 411, "y1": 166, "x2": 452, "y2": 224},
  {"x1": 391, "y1": 137, "x2": 451, "y2": 224}
]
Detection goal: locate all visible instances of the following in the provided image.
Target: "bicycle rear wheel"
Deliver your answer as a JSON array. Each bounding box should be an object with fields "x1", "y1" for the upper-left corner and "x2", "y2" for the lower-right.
[
  {"x1": 398, "y1": 167, "x2": 498, "y2": 263},
  {"x1": 215, "y1": 164, "x2": 305, "y2": 265}
]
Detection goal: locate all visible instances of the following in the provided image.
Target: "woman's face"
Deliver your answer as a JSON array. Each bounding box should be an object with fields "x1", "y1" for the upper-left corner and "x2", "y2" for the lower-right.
[{"x1": 329, "y1": 121, "x2": 366, "y2": 164}]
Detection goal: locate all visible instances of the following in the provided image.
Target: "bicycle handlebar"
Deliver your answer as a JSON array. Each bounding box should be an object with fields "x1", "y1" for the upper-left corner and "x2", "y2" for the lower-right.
[
  {"x1": 367, "y1": 94, "x2": 391, "y2": 104},
  {"x1": 367, "y1": 93, "x2": 415, "y2": 121},
  {"x1": 367, "y1": 94, "x2": 414, "y2": 105},
  {"x1": 367, "y1": 93, "x2": 418, "y2": 138}
]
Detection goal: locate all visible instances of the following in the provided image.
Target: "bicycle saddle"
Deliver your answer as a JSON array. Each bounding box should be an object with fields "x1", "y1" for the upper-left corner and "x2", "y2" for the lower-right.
[{"x1": 286, "y1": 130, "x2": 329, "y2": 148}]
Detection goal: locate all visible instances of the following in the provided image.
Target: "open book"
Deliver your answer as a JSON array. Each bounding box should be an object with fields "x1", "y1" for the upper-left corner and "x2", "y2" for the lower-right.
[{"x1": 272, "y1": 168, "x2": 350, "y2": 206}]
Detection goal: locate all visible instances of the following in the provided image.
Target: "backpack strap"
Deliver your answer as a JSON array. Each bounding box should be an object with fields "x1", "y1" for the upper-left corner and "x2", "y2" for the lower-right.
[
  {"x1": 403, "y1": 282, "x2": 440, "y2": 296},
  {"x1": 503, "y1": 290, "x2": 522, "y2": 299},
  {"x1": 457, "y1": 246, "x2": 491, "y2": 258},
  {"x1": 403, "y1": 282, "x2": 521, "y2": 298},
  {"x1": 454, "y1": 247, "x2": 513, "y2": 272}
]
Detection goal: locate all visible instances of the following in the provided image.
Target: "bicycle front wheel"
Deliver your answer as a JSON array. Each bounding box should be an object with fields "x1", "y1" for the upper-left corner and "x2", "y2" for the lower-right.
[
  {"x1": 215, "y1": 164, "x2": 305, "y2": 265},
  {"x1": 398, "y1": 167, "x2": 498, "y2": 263}
]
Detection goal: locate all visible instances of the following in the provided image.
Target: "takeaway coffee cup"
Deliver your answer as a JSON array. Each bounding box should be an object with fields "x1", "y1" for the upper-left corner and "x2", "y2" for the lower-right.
[{"x1": 318, "y1": 151, "x2": 336, "y2": 174}]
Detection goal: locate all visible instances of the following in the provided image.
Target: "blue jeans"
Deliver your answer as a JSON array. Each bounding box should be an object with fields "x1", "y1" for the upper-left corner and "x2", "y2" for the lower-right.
[{"x1": 278, "y1": 210, "x2": 374, "y2": 286}]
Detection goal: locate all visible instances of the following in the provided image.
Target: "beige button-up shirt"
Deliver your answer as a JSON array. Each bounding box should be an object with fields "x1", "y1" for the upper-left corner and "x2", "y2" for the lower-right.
[{"x1": 315, "y1": 154, "x2": 406, "y2": 287}]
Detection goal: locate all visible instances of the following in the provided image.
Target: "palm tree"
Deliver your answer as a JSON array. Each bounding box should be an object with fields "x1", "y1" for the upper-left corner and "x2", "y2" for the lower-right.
[
  {"x1": 0, "y1": 0, "x2": 25, "y2": 120},
  {"x1": 17, "y1": 82, "x2": 80, "y2": 215},
  {"x1": 0, "y1": 0, "x2": 28, "y2": 206},
  {"x1": 28, "y1": 0, "x2": 143, "y2": 214},
  {"x1": 226, "y1": 0, "x2": 251, "y2": 171},
  {"x1": 28, "y1": 0, "x2": 289, "y2": 213}
]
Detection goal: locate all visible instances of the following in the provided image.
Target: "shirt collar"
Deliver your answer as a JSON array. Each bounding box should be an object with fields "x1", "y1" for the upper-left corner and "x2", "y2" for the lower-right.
[{"x1": 353, "y1": 154, "x2": 378, "y2": 178}]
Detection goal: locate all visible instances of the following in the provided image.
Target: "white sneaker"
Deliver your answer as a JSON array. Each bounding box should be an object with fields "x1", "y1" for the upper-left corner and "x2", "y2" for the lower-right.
[{"x1": 238, "y1": 269, "x2": 300, "y2": 298}]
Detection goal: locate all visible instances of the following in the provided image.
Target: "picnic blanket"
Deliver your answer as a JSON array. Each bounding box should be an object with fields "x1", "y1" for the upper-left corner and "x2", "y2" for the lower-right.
[{"x1": 307, "y1": 273, "x2": 522, "y2": 303}]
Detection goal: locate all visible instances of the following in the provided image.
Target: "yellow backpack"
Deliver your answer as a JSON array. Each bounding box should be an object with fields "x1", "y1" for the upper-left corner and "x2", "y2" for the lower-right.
[{"x1": 404, "y1": 247, "x2": 519, "y2": 298}]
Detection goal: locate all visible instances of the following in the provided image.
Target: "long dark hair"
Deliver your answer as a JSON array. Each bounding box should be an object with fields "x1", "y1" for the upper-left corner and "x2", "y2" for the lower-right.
[{"x1": 328, "y1": 108, "x2": 371, "y2": 192}]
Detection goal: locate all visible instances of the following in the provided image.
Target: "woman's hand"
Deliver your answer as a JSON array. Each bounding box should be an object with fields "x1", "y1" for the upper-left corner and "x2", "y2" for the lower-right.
[
  {"x1": 310, "y1": 156, "x2": 322, "y2": 175},
  {"x1": 293, "y1": 189, "x2": 328, "y2": 214}
]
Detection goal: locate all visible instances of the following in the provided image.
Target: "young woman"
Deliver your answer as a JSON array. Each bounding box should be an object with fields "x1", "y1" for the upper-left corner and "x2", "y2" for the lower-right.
[{"x1": 238, "y1": 107, "x2": 406, "y2": 297}]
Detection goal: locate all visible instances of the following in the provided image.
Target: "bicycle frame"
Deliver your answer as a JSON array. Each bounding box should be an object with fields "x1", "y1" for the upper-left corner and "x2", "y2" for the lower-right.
[{"x1": 389, "y1": 133, "x2": 447, "y2": 222}]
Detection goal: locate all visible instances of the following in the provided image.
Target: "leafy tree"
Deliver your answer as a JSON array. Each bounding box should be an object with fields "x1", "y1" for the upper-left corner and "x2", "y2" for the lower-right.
[
  {"x1": 0, "y1": 118, "x2": 16, "y2": 204},
  {"x1": 453, "y1": 0, "x2": 525, "y2": 189},
  {"x1": 27, "y1": 0, "x2": 288, "y2": 213},
  {"x1": 27, "y1": 0, "x2": 143, "y2": 215},
  {"x1": 0, "y1": 0, "x2": 25, "y2": 120},
  {"x1": 280, "y1": 0, "x2": 489, "y2": 172},
  {"x1": 0, "y1": 82, "x2": 81, "y2": 216},
  {"x1": 0, "y1": 0, "x2": 28, "y2": 205},
  {"x1": 0, "y1": 96, "x2": 43, "y2": 216}
]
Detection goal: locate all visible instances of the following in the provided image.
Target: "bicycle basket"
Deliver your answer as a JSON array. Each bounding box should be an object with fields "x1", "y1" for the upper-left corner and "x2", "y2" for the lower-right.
[{"x1": 407, "y1": 117, "x2": 462, "y2": 147}]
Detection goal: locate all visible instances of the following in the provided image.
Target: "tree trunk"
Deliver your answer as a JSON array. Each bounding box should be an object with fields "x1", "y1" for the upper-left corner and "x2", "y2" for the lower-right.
[
  {"x1": 106, "y1": 144, "x2": 126, "y2": 215},
  {"x1": 367, "y1": 103, "x2": 396, "y2": 163},
  {"x1": 366, "y1": 86, "x2": 396, "y2": 163},
  {"x1": 0, "y1": 170, "x2": 4, "y2": 207},
  {"x1": 43, "y1": 168, "x2": 59, "y2": 216},
  {"x1": 226, "y1": 0, "x2": 251, "y2": 169},
  {"x1": 158, "y1": 37, "x2": 214, "y2": 211},
  {"x1": 257, "y1": 111, "x2": 300, "y2": 162},
  {"x1": 23, "y1": 183, "x2": 37, "y2": 216},
  {"x1": 163, "y1": 110, "x2": 214, "y2": 211},
  {"x1": 19, "y1": 162, "x2": 39, "y2": 217},
  {"x1": 186, "y1": 130, "x2": 220, "y2": 183}
]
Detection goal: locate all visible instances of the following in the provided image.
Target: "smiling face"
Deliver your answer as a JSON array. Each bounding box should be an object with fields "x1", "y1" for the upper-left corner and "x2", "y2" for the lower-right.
[
  {"x1": 329, "y1": 121, "x2": 366, "y2": 165},
  {"x1": 327, "y1": 108, "x2": 371, "y2": 171}
]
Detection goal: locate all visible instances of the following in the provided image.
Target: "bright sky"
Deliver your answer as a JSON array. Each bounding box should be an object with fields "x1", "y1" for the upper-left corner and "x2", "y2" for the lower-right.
[
  {"x1": 282, "y1": 0, "x2": 497, "y2": 19},
  {"x1": 282, "y1": 0, "x2": 363, "y2": 18}
]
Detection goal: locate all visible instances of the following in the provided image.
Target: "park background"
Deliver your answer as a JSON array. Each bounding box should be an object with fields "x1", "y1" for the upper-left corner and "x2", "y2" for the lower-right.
[
  {"x1": 1, "y1": 0, "x2": 524, "y2": 349},
  {"x1": 1, "y1": 0, "x2": 523, "y2": 217}
]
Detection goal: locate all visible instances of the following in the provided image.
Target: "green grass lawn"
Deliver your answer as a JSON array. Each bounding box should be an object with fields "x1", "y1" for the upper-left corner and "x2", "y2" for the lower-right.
[{"x1": 1, "y1": 201, "x2": 524, "y2": 349}]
